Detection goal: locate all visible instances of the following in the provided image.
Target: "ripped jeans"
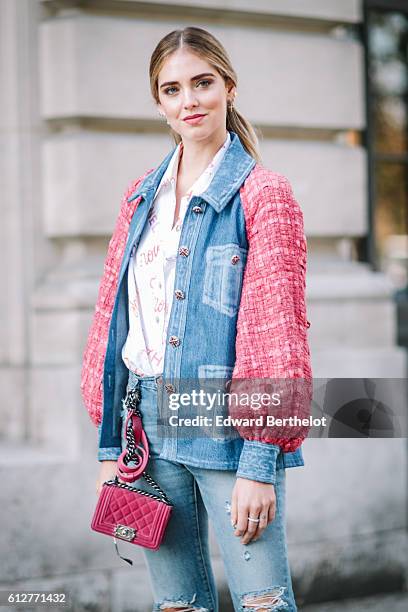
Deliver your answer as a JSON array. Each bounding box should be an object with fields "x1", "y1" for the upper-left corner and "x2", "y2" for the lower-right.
[{"x1": 120, "y1": 371, "x2": 298, "y2": 612}]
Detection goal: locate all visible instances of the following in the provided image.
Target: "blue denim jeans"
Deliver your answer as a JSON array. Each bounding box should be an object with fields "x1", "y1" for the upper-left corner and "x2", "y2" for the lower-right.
[{"x1": 121, "y1": 370, "x2": 297, "y2": 612}]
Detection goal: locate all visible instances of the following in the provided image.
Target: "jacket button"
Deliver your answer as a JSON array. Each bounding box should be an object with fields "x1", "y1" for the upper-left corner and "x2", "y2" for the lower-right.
[
  {"x1": 192, "y1": 206, "x2": 203, "y2": 214},
  {"x1": 231, "y1": 255, "x2": 240, "y2": 265},
  {"x1": 165, "y1": 383, "x2": 176, "y2": 394},
  {"x1": 306, "y1": 320, "x2": 311, "y2": 328},
  {"x1": 179, "y1": 246, "x2": 190, "y2": 257},
  {"x1": 175, "y1": 289, "x2": 185, "y2": 300},
  {"x1": 169, "y1": 335, "x2": 181, "y2": 347}
]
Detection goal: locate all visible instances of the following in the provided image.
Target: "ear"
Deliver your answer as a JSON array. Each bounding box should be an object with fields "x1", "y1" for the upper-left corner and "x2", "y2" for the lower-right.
[
  {"x1": 157, "y1": 103, "x2": 164, "y2": 116},
  {"x1": 225, "y1": 80, "x2": 236, "y2": 103}
]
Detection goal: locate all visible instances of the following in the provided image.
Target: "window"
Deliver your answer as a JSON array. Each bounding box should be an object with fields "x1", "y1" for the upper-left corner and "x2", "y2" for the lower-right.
[{"x1": 363, "y1": 0, "x2": 408, "y2": 345}]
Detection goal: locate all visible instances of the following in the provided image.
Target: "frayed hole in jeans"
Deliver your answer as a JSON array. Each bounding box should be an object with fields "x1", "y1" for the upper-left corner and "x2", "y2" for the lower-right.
[{"x1": 241, "y1": 586, "x2": 289, "y2": 610}]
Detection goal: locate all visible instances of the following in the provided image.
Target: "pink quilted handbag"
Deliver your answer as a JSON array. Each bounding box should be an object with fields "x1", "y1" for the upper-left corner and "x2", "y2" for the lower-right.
[{"x1": 91, "y1": 387, "x2": 173, "y2": 565}]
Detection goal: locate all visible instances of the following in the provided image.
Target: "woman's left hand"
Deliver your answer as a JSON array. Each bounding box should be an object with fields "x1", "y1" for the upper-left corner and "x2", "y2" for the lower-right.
[{"x1": 230, "y1": 476, "x2": 276, "y2": 544}]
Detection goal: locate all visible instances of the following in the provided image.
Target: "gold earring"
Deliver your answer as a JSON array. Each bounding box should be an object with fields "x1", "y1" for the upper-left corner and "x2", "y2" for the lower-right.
[{"x1": 227, "y1": 93, "x2": 236, "y2": 111}]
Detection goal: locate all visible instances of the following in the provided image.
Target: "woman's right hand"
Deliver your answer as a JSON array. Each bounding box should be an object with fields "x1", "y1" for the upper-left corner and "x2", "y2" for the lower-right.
[{"x1": 96, "y1": 460, "x2": 118, "y2": 496}]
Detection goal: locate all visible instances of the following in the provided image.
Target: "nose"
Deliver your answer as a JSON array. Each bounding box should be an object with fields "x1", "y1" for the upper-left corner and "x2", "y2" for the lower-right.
[{"x1": 182, "y1": 88, "x2": 199, "y2": 110}]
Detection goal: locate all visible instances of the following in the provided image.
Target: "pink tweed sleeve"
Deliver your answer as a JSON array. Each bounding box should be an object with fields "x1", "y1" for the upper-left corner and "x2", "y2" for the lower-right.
[
  {"x1": 230, "y1": 168, "x2": 313, "y2": 452},
  {"x1": 80, "y1": 170, "x2": 153, "y2": 427}
]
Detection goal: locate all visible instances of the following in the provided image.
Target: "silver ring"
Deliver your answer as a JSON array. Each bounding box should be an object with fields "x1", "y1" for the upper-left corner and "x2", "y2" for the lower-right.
[{"x1": 247, "y1": 516, "x2": 260, "y2": 523}]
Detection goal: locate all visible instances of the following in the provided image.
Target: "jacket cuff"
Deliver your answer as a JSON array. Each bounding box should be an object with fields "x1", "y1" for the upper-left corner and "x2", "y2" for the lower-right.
[
  {"x1": 97, "y1": 423, "x2": 121, "y2": 462},
  {"x1": 236, "y1": 439, "x2": 281, "y2": 484}
]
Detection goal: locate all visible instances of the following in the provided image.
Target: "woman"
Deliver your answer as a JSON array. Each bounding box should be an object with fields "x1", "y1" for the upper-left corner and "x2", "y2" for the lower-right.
[{"x1": 81, "y1": 26, "x2": 312, "y2": 612}]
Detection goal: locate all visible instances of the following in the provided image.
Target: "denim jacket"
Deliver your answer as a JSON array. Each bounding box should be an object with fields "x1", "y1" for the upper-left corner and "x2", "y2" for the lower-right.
[{"x1": 81, "y1": 131, "x2": 312, "y2": 485}]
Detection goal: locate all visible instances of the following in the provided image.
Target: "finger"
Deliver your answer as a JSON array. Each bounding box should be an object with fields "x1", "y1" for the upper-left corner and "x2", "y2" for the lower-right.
[
  {"x1": 241, "y1": 506, "x2": 262, "y2": 544},
  {"x1": 252, "y1": 507, "x2": 269, "y2": 541},
  {"x1": 268, "y1": 500, "x2": 276, "y2": 524},
  {"x1": 234, "y1": 504, "x2": 249, "y2": 537},
  {"x1": 241, "y1": 520, "x2": 258, "y2": 544}
]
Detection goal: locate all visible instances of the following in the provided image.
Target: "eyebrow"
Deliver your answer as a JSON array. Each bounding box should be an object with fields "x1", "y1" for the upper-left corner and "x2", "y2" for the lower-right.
[{"x1": 159, "y1": 72, "x2": 216, "y2": 89}]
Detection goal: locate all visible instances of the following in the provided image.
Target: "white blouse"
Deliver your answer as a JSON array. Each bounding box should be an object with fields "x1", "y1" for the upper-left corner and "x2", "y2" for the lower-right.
[{"x1": 121, "y1": 131, "x2": 231, "y2": 377}]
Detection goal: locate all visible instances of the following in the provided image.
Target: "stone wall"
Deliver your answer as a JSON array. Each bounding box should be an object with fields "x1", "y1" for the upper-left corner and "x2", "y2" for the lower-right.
[{"x1": 0, "y1": 0, "x2": 406, "y2": 609}]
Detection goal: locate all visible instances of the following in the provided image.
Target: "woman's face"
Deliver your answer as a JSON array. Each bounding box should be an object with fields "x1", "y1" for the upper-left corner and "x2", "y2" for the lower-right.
[{"x1": 156, "y1": 47, "x2": 235, "y2": 143}]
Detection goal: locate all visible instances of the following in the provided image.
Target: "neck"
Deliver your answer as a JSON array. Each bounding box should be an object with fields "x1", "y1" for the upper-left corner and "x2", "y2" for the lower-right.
[{"x1": 178, "y1": 128, "x2": 228, "y2": 180}]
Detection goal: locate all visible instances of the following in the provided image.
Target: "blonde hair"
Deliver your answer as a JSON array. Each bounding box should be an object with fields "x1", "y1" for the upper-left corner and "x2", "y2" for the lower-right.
[{"x1": 149, "y1": 26, "x2": 261, "y2": 162}]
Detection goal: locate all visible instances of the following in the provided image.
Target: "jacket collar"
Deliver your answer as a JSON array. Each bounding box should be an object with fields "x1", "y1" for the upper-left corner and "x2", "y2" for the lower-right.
[{"x1": 127, "y1": 130, "x2": 256, "y2": 213}]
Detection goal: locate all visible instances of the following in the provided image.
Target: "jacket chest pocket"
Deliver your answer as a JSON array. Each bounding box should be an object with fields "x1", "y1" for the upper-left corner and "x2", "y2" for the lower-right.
[{"x1": 203, "y1": 243, "x2": 248, "y2": 318}]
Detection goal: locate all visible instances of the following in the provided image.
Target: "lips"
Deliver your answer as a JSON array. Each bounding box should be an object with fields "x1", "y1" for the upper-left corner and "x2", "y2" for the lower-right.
[{"x1": 183, "y1": 114, "x2": 206, "y2": 121}]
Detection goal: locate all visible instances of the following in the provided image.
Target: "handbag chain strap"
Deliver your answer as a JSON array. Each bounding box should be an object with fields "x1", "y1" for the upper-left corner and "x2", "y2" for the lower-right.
[
  {"x1": 104, "y1": 476, "x2": 172, "y2": 506},
  {"x1": 119, "y1": 386, "x2": 172, "y2": 506}
]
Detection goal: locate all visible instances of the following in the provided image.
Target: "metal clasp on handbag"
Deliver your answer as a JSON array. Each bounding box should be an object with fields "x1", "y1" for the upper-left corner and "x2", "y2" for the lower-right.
[{"x1": 114, "y1": 524, "x2": 136, "y2": 541}]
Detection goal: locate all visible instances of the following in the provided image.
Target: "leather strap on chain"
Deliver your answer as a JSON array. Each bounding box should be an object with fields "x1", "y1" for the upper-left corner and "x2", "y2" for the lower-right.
[{"x1": 116, "y1": 386, "x2": 171, "y2": 505}]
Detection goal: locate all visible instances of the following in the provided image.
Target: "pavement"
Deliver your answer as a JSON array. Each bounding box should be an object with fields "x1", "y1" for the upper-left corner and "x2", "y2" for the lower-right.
[{"x1": 300, "y1": 591, "x2": 408, "y2": 611}]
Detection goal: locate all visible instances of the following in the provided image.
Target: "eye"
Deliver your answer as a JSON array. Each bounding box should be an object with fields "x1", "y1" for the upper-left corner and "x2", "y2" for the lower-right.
[
  {"x1": 197, "y1": 79, "x2": 212, "y2": 88},
  {"x1": 164, "y1": 86, "x2": 178, "y2": 95}
]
